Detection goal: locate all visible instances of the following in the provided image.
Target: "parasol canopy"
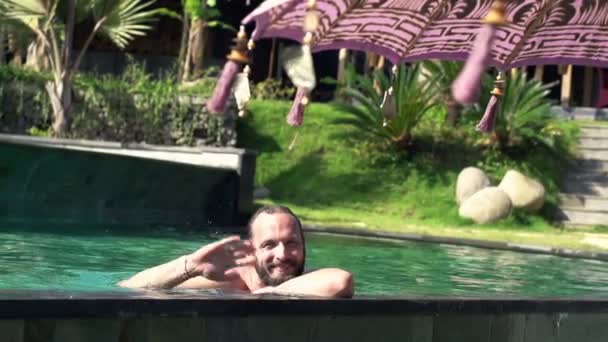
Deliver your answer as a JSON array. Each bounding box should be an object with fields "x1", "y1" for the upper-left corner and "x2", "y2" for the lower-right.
[
  {"x1": 242, "y1": 0, "x2": 608, "y2": 69},
  {"x1": 204, "y1": 0, "x2": 608, "y2": 130}
]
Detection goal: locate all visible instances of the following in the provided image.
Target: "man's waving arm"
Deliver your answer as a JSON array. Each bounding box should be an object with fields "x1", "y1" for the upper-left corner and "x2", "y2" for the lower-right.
[{"x1": 117, "y1": 236, "x2": 255, "y2": 289}]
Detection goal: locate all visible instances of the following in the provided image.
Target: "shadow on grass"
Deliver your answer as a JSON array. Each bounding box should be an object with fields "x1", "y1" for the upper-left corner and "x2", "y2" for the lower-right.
[
  {"x1": 236, "y1": 119, "x2": 282, "y2": 153},
  {"x1": 262, "y1": 135, "x2": 476, "y2": 210}
]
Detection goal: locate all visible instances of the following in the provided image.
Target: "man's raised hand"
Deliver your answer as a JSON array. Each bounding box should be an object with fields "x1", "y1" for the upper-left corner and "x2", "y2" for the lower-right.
[{"x1": 186, "y1": 236, "x2": 255, "y2": 281}]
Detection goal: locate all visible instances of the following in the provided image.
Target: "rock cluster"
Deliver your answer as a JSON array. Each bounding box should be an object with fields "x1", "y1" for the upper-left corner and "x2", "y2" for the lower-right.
[{"x1": 456, "y1": 168, "x2": 545, "y2": 224}]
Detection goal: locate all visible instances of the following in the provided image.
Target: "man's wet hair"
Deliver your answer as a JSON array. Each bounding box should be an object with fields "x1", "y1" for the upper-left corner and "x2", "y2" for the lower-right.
[{"x1": 247, "y1": 205, "x2": 303, "y2": 239}]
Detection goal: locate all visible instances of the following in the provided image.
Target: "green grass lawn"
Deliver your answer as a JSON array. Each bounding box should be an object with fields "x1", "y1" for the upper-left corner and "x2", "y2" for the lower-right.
[{"x1": 237, "y1": 100, "x2": 607, "y2": 252}]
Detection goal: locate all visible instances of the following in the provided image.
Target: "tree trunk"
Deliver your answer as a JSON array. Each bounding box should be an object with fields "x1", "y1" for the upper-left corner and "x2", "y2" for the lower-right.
[
  {"x1": 190, "y1": 18, "x2": 207, "y2": 78},
  {"x1": 46, "y1": 79, "x2": 72, "y2": 136},
  {"x1": 392, "y1": 131, "x2": 412, "y2": 150},
  {"x1": 177, "y1": 4, "x2": 190, "y2": 82},
  {"x1": 47, "y1": 0, "x2": 76, "y2": 137},
  {"x1": 182, "y1": 20, "x2": 194, "y2": 82}
]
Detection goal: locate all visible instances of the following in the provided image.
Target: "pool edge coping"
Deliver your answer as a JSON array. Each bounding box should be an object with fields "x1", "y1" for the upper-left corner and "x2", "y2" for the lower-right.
[{"x1": 303, "y1": 225, "x2": 608, "y2": 262}]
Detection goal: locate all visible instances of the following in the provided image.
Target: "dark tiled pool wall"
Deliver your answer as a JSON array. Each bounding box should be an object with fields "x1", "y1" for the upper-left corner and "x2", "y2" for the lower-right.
[
  {"x1": 0, "y1": 142, "x2": 253, "y2": 229},
  {"x1": 1, "y1": 292, "x2": 608, "y2": 342},
  {"x1": 2, "y1": 313, "x2": 607, "y2": 342}
]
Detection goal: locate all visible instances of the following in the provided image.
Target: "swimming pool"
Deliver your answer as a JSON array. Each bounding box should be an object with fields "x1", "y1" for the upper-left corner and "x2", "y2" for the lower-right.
[{"x1": 2, "y1": 224, "x2": 607, "y2": 296}]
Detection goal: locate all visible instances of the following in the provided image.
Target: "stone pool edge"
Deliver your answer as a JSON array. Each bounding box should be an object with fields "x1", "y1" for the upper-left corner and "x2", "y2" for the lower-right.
[{"x1": 303, "y1": 225, "x2": 608, "y2": 262}]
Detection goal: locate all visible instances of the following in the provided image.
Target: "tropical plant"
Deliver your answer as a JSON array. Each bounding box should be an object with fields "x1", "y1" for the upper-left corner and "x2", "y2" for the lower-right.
[
  {"x1": 0, "y1": 0, "x2": 160, "y2": 136},
  {"x1": 0, "y1": 62, "x2": 236, "y2": 146},
  {"x1": 473, "y1": 71, "x2": 559, "y2": 151},
  {"x1": 334, "y1": 62, "x2": 440, "y2": 149}
]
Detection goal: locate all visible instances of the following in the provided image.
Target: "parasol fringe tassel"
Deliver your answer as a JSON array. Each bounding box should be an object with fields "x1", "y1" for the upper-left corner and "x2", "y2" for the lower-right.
[
  {"x1": 476, "y1": 94, "x2": 500, "y2": 133},
  {"x1": 207, "y1": 60, "x2": 241, "y2": 114},
  {"x1": 287, "y1": 88, "x2": 309, "y2": 126},
  {"x1": 477, "y1": 71, "x2": 505, "y2": 133},
  {"x1": 452, "y1": 24, "x2": 497, "y2": 105}
]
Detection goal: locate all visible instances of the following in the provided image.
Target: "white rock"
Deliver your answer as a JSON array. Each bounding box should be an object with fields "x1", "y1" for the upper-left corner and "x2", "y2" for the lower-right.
[
  {"x1": 459, "y1": 187, "x2": 512, "y2": 224},
  {"x1": 499, "y1": 170, "x2": 545, "y2": 212},
  {"x1": 456, "y1": 167, "x2": 491, "y2": 205}
]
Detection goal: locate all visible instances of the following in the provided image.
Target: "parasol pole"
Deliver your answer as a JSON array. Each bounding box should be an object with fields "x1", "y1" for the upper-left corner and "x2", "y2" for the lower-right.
[
  {"x1": 381, "y1": 65, "x2": 398, "y2": 127},
  {"x1": 452, "y1": 0, "x2": 506, "y2": 105},
  {"x1": 286, "y1": 0, "x2": 319, "y2": 126}
]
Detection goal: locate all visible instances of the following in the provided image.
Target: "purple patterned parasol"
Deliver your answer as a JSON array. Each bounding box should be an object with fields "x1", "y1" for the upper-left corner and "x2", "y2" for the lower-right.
[
  {"x1": 243, "y1": 0, "x2": 608, "y2": 69},
  {"x1": 231, "y1": 0, "x2": 608, "y2": 130}
]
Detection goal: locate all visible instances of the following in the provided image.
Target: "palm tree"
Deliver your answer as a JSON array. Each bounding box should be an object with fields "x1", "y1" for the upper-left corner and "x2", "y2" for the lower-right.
[{"x1": 0, "y1": 0, "x2": 159, "y2": 136}]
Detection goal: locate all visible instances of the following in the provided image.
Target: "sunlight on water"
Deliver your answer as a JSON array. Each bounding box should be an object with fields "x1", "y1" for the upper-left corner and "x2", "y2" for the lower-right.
[{"x1": 1, "y1": 225, "x2": 607, "y2": 296}]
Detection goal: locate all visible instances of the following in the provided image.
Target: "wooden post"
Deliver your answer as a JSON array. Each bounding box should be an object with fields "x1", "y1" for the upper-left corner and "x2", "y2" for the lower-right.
[
  {"x1": 337, "y1": 48, "x2": 348, "y2": 84},
  {"x1": 0, "y1": 26, "x2": 5, "y2": 66},
  {"x1": 267, "y1": 38, "x2": 277, "y2": 79},
  {"x1": 276, "y1": 42, "x2": 284, "y2": 82},
  {"x1": 534, "y1": 65, "x2": 544, "y2": 82},
  {"x1": 560, "y1": 64, "x2": 573, "y2": 108},
  {"x1": 583, "y1": 66, "x2": 594, "y2": 107}
]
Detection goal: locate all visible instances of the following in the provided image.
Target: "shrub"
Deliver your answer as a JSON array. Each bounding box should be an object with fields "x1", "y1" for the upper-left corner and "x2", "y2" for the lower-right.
[
  {"x1": 0, "y1": 64, "x2": 236, "y2": 147},
  {"x1": 251, "y1": 78, "x2": 295, "y2": 100}
]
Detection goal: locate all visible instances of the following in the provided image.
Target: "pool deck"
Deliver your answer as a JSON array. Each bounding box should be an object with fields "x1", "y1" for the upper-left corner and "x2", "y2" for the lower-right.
[{"x1": 305, "y1": 226, "x2": 608, "y2": 262}]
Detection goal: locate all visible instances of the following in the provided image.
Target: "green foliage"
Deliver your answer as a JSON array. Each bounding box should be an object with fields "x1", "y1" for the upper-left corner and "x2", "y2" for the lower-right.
[
  {"x1": 0, "y1": 74, "x2": 51, "y2": 132},
  {"x1": 239, "y1": 99, "x2": 579, "y2": 232},
  {"x1": 251, "y1": 78, "x2": 295, "y2": 101},
  {"x1": 335, "y1": 63, "x2": 440, "y2": 149},
  {"x1": 0, "y1": 63, "x2": 235, "y2": 146},
  {"x1": 468, "y1": 71, "x2": 562, "y2": 153},
  {"x1": 421, "y1": 60, "x2": 464, "y2": 94},
  {"x1": 184, "y1": 0, "x2": 220, "y2": 21},
  {"x1": 178, "y1": 66, "x2": 219, "y2": 96},
  {"x1": 0, "y1": 0, "x2": 159, "y2": 49}
]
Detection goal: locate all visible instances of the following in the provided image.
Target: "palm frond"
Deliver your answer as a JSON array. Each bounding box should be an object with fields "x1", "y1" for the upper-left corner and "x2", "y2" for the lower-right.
[
  {"x1": 98, "y1": 0, "x2": 158, "y2": 49},
  {"x1": 0, "y1": 0, "x2": 52, "y2": 30}
]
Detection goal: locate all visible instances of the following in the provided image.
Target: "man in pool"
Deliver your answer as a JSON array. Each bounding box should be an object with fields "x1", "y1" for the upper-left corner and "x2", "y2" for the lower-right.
[{"x1": 119, "y1": 205, "x2": 354, "y2": 298}]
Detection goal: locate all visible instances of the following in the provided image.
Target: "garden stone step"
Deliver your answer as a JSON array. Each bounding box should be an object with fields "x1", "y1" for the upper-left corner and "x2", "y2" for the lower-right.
[
  {"x1": 579, "y1": 137, "x2": 608, "y2": 149},
  {"x1": 576, "y1": 159, "x2": 608, "y2": 172},
  {"x1": 564, "y1": 171, "x2": 608, "y2": 183},
  {"x1": 578, "y1": 148, "x2": 608, "y2": 160},
  {"x1": 582, "y1": 126, "x2": 608, "y2": 139},
  {"x1": 559, "y1": 208, "x2": 608, "y2": 227},
  {"x1": 561, "y1": 181, "x2": 608, "y2": 197},
  {"x1": 559, "y1": 194, "x2": 608, "y2": 211}
]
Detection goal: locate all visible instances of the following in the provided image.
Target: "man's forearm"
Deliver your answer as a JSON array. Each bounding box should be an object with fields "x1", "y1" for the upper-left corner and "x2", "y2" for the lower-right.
[
  {"x1": 118, "y1": 255, "x2": 194, "y2": 289},
  {"x1": 269, "y1": 268, "x2": 354, "y2": 298}
]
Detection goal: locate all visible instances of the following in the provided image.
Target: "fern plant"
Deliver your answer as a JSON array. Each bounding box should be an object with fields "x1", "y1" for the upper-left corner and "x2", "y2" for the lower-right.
[
  {"x1": 334, "y1": 63, "x2": 440, "y2": 149},
  {"x1": 478, "y1": 71, "x2": 558, "y2": 151}
]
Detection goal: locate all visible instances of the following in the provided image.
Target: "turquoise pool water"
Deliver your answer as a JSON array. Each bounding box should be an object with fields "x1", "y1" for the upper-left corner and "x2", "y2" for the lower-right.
[{"x1": 1, "y1": 225, "x2": 607, "y2": 296}]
